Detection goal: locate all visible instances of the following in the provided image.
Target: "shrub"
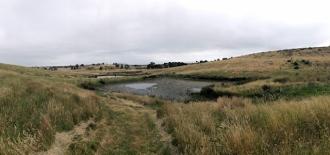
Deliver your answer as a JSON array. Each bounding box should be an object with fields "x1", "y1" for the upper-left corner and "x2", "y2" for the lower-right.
[
  {"x1": 293, "y1": 61, "x2": 299, "y2": 66},
  {"x1": 200, "y1": 86, "x2": 218, "y2": 98},
  {"x1": 273, "y1": 77, "x2": 289, "y2": 83},
  {"x1": 302, "y1": 59, "x2": 311, "y2": 65},
  {"x1": 261, "y1": 85, "x2": 271, "y2": 92}
]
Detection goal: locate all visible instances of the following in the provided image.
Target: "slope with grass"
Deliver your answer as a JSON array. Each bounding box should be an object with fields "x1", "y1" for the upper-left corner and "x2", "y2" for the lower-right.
[
  {"x1": 156, "y1": 47, "x2": 330, "y2": 154},
  {"x1": 156, "y1": 47, "x2": 330, "y2": 82},
  {"x1": 0, "y1": 64, "x2": 168, "y2": 154},
  {"x1": 148, "y1": 47, "x2": 330, "y2": 102},
  {"x1": 161, "y1": 96, "x2": 330, "y2": 154},
  {"x1": 2, "y1": 46, "x2": 330, "y2": 155},
  {"x1": 0, "y1": 64, "x2": 102, "y2": 154}
]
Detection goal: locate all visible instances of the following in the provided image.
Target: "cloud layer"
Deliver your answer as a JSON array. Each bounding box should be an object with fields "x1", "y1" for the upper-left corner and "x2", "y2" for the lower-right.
[{"x1": 0, "y1": 0, "x2": 329, "y2": 66}]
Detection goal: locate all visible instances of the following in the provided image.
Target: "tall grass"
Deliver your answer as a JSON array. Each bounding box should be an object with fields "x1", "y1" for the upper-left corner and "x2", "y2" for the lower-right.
[
  {"x1": 161, "y1": 96, "x2": 330, "y2": 154},
  {"x1": 0, "y1": 69, "x2": 101, "y2": 154}
]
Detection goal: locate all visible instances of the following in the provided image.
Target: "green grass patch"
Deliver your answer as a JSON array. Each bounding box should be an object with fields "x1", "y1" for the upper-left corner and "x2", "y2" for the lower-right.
[{"x1": 243, "y1": 83, "x2": 330, "y2": 102}]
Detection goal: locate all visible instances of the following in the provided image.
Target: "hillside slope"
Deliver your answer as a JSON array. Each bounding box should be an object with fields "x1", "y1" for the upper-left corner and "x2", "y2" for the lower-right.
[
  {"x1": 0, "y1": 64, "x2": 102, "y2": 154},
  {"x1": 2, "y1": 46, "x2": 330, "y2": 154},
  {"x1": 156, "y1": 47, "x2": 330, "y2": 154},
  {"x1": 158, "y1": 46, "x2": 330, "y2": 82},
  {"x1": 0, "y1": 64, "x2": 170, "y2": 154}
]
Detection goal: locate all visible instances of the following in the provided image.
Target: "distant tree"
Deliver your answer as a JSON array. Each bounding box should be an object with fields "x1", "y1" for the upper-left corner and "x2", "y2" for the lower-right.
[
  {"x1": 113, "y1": 63, "x2": 120, "y2": 68},
  {"x1": 49, "y1": 67, "x2": 57, "y2": 71},
  {"x1": 147, "y1": 62, "x2": 156, "y2": 69},
  {"x1": 124, "y1": 64, "x2": 130, "y2": 69}
]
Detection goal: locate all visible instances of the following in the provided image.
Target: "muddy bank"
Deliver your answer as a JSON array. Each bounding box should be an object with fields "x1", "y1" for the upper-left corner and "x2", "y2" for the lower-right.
[{"x1": 145, "y1": 74, "x2": 266, "y2": 84}]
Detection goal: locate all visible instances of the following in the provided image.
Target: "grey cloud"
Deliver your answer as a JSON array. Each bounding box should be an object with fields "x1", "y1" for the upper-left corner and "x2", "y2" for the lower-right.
[{"x1": 0, "y1": 0, "x2": 329, "y2": 66}]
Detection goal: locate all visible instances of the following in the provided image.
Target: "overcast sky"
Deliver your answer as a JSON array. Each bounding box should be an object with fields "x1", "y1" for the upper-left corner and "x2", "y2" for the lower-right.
[{"x1": 0, "y1": 0, "x2": 329, "y2": 66}]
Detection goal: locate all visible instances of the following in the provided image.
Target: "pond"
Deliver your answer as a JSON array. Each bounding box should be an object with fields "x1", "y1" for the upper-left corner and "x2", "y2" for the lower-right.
[{"x1": 100, "y1": 77, "x2": 213, "y2": 101}]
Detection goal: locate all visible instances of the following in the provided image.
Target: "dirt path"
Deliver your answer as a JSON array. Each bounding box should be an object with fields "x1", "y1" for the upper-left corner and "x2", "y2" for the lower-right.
[
  {"x1": 116, "y1": 97, "x2": 179, "y2": 154},
  {"x1": 154, "y1": 113, "x2": 179, "y2": 155},
  {"x1": 34, "y1": 95, "x2": 178, "y2": 155},
  {"x1": 35, "y1": 119, "x2": 94, "y2": 155}
]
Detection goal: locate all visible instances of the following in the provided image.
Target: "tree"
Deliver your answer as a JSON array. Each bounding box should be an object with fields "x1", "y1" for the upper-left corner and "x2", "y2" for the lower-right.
[
  {"x1": 125, "y1": 64, "x2": 130, "y2": 69},
  {"x1": 147, "y1": 62, "x2": 156, "y2": 69}
]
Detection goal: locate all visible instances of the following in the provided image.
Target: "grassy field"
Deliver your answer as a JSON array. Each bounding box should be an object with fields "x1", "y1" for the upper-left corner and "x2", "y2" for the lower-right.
[
  {"x1": 152, "y1": 46, "x2": 330, "y2": 154},
  {"x1": 2, "y1": 46, "x2": 330, "y2": 154},
  {"x1": 154, "y1": 47, "x2": 330, "y2": 82},
  {"x1": 0, "y1": 64, "x2": 168, "y2": 154},
  {"x1": 160, "y1": 96, "x2": 330, "y2": 154},
  {"x1": 0, "y1": 64, "x2": 102, "y2": 154}
]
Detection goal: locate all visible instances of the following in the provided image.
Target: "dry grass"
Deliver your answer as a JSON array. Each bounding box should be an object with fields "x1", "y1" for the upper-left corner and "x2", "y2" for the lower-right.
[
  {"x1": 161, "y1": 96, "x2": 330, "y2": 154},
  {"x1": 213, "y1": 79, "x2": 286, "y2": 94},
  {"x1": 0, "y1": 63, "x2": 168, "y2": 154},
  {"x1": 152, "y1": 46, "x2": 330, "y2": 83},
  {"x1": 2, "y1": 46, "x2": 330, "y2": 154},
  {"x1": 66, "y1": 95, "x2": 168, "y2": 155},
  {"x1": 0, "y1": 64, "x2": 102, "y2": 154}
]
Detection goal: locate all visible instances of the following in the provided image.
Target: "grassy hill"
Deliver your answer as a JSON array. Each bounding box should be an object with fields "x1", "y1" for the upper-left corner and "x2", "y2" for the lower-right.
[
  {"x1": 158, "y1": 46, "x2": 330, "y2": 82},
  {"x1": 155, "y1": 47, "x2": 330, "y2": 154},
  {"x1": 2, "y1": 46, "x2": 330, "y2": 154},
  {"x1": 0, "y1": 64, "x2": 167, "y2": 154},
  {"x1": 0, "y1": 64, "x2": 102, "y2": 154},
  {"x1": 150, "y1": 47, "x2": 330, "y2": 101}
]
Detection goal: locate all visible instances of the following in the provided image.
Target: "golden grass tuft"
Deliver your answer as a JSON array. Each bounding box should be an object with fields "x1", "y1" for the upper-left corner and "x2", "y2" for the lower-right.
[
  {"x1": 0, "y1": 64, "x2": 102, "y2": 153},
  {"x1": 162, "y1": 96, "x2": 330, "y2": 154}
]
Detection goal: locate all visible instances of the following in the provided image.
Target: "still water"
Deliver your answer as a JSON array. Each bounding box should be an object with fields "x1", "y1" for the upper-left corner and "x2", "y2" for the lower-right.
[{"x1": 100, "y1": 77, "x2": 212, "y2": 101}]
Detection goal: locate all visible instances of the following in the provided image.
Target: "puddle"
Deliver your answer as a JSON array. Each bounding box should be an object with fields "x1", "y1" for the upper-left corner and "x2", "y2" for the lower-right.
[{"x1": 100, "y1": 77, "x2": 213, "y2": 101}]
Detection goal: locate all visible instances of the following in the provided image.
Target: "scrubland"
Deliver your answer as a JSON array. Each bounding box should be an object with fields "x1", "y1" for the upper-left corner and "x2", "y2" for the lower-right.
[
  {"x1": 161, "y1": 96, "x2": 330, "y2": 154},
  {"x1": 156, "y1": 47, "x2": 330, "y2": 154},
  {"x1": 1, "y1": 46, "x2": 330, "y2": 154},
  {"x1": 0, "y1": 64, "x2": 101, "y2": 154},
  {"x1": 0, "y1": 64, "x2": 166, "y2": 154}
]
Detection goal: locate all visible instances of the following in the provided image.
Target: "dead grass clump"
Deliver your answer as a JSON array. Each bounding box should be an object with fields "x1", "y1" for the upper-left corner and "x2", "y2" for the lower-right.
[
  {"x1": 216, "y1": 97, "x2": 252, "y2": 110},
  {"x1": 0, "y1": 68, "x2": 101, "y2": 153},
  {"x1": 162, "y1": 96, "x2": 330, "y2": 154},
  {"x1": 162, "y1": 102, "x2": 218, "y2": 154}
]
